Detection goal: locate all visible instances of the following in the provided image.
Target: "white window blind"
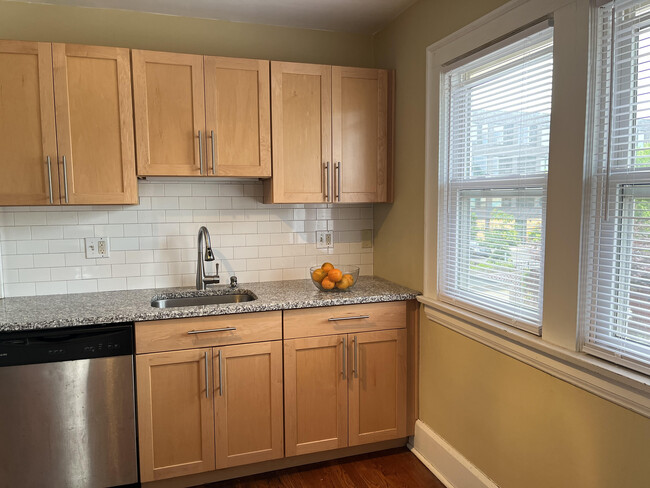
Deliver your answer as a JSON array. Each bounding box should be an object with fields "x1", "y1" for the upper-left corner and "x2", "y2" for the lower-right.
[
  {"x1": 439, "y1": 24, "x2": 554, "y2": 334},
  {"x1": 582, "y1": 0, "x2": 650, "y2": 375}
]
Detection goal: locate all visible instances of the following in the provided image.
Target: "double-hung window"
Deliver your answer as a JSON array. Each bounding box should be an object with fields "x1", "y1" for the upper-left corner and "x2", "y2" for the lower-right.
[
  {"x1": 582, "y1": 0, "x2": 650, "y2": 375},
  {"x1": 438, "y1": 23, "x2": 554, "y2": 334}
]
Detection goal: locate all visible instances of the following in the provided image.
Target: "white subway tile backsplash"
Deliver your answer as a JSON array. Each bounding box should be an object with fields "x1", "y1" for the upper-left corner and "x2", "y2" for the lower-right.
[{"x1": 0, "y1": 181, "x2": 373, "y2": 297}]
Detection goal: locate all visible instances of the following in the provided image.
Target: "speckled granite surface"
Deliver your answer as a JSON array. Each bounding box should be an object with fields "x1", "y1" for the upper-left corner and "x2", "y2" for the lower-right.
[{"x1": 0, "y1": 277, "x2": 420, "y2": 332}]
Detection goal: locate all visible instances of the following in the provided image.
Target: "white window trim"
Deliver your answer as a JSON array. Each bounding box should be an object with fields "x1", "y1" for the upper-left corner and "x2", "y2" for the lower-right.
[{"x1": 424, "y1": 0, "x2": 650, "y2": 417}]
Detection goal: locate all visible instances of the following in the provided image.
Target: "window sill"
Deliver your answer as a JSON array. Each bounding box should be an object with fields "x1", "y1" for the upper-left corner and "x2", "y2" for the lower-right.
[{"x1": 417, "y1": 295, "x2": 650, "y2": 418}]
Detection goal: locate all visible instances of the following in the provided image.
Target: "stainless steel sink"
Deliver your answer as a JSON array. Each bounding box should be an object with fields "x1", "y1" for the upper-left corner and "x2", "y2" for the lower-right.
[{"x1": 151, "y1": 293, "x2": 256, "y2": 308}]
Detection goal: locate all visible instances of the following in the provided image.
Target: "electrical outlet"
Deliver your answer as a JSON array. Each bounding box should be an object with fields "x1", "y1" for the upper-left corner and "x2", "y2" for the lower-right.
[
  {"x1": 316, "y1": 231, "x2": 334, "y2": 249},
  {"x1": 361, "y1": 229, "x2": 373, "y2": 249},
  {"x1": 85, "y1": 237, "x2": 110, "y2": 258}
]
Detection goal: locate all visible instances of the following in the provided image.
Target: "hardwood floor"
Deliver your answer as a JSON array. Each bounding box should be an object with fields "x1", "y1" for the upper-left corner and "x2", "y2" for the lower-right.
[{"x1": 197, "y1": 448, "x2": 445, "y2": 488}]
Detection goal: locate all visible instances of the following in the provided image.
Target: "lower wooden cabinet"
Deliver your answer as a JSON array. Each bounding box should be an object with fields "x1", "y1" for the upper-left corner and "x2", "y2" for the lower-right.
[
  {"x1": 284, "y1": 328, "x2": 407, "y2": 456},
  {"x1": 136, "y1": 348, "x2": 215, "y2": 482},
  {"x1": 136, "y1": 341, "x2": 283, "y2": 482},
  {"x1": 214, "y1": 341, "x2": 284, "y2": 468}
]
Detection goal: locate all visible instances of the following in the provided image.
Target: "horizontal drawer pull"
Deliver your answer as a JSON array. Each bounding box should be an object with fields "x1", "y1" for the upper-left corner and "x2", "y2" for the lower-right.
[
  {"x1": 328, "y1": 315, "x2": 370, "y2": 322},
  {"x1": 187, "y1": 327, "x2": 237, "y2": 335}
]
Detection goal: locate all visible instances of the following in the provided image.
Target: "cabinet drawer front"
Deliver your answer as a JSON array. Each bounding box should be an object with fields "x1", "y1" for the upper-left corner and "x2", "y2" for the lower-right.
[
  {"x1": 284, "y1": 302, "x2": 405, "y2": 339},
  {"x1": 136, "y1": 311, "x2": 282, "y2": 354}
]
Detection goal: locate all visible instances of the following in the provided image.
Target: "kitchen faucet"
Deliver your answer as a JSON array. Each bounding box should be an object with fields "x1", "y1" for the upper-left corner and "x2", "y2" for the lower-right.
[{"x1": 196, "y1": 226, "x2": 220, "y2": 290}]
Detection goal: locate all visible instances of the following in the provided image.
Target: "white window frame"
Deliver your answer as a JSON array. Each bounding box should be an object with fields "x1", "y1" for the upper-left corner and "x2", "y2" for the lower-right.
[{"x1": 421, "y1": 0, "x2": 650, "y2": 418}]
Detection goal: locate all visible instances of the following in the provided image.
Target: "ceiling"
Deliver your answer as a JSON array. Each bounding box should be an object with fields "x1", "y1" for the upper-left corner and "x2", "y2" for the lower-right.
[{"x1": 17, "y1": 0, "x2": 419, "y2": 34}]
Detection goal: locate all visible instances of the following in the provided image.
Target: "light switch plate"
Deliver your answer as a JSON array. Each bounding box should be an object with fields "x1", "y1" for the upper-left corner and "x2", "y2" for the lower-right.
[{"x1": 85, "y1": 237, "x2": 110, "y2": 258}]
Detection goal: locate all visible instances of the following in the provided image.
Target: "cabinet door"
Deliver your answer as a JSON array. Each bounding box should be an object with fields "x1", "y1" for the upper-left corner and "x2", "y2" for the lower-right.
[
  {"x1": 214, "y1": 341, "x2": 283, "y2": 468},
  {"x1": 52, "y1": 44, "x2": 137, "y2": 204},
  {"x1": 132, "y1": 50, "x2": 205, "y2": 176},
  {"x1": 136, "y1": 349, "x2": 215, "y2": 482},
  {"x1": 348, "y1": 329, "x2": 407, "y2": 446},
  {"x1": 332, "y1": 66, "x2": 389, "y2": 203},
  {"x1": 284, "y1": 335, "x2": 347, "y2": 456},
  {"x1": 0, "y1": 40, "x2": 59, "y2": 206},
  {"x1": 204, "y1": 56, "x2": 271, "y2": 177},
  {"x1": 268, "y1": 62, "x2": 331, "y2": 203}
]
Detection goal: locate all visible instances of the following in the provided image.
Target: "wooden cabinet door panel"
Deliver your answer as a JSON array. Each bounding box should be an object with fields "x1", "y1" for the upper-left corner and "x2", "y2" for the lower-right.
[
  {"x1": 214, "y1": 341, "x2": 283, "y2": 468},
  {"x1": 52, "y1": 44, "x2": 137, "y2": 204},
  {"x1": 133, "y1": 50, "x2": 205, "y2": 176},
  {"x1": 284, "y1": 335, "x2": 347, "y2": 456},
  {"x1": 136, "y1": 348, "x2": 215, "y2": 482},
  {"x1": 348, "y1": 329, "x2": 407, "y2": 446},
  {"x1": 204, "y1": 56, "x2": 271, "y2": 177},
  {"x1": 269, "y1": 62, "x2": 331, "y2": 203},
  {"x1": 0, "y1": 40, "x2": 59, "y2": 206},
  {"x1": 332, "y1": 66, "x2": 388, "y2": 203}
]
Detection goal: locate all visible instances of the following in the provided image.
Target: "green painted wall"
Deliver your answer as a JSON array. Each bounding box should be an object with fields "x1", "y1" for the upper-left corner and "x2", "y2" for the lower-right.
[
  {"x1": 372, "y1": 0, "x2": 650, "y2": 487},
  {"x1": 0, "y1": 0, "x2": 373, "y2": 66}
]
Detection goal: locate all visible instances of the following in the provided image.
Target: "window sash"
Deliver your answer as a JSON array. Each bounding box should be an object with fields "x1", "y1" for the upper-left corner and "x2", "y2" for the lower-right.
[
  {"x1": 581, "y1": 0, "x2": 650, "y2": 376},
  {"x1": 439, "y1": 24, "x2": 554, "y2": 334}
]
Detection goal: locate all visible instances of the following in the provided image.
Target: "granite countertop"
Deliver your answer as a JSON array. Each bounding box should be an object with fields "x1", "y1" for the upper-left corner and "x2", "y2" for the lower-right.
[{"x1": 0, "y1": 276, "x2": 420, "y2": 332}]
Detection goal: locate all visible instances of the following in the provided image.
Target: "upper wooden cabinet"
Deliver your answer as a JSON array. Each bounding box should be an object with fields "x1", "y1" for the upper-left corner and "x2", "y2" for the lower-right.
[
  {"x1": 265, "y1": 61, "x2": 393, "y2": 204},
  {"x1": 0, "y1": 41, "x2": 58, "y2": 206},
  {"x1": 53, "y1": 44, "x2": 137, "y2": 204},
  {"x1": 266, "y1": 62, "x2": 331, "y2": 203},
  {"x1": 132, "y1": 50, "x2": 271, "y2": 178},
  {"x1": 0, "y1": 41, "x2": 137, "y2": 206},
  {"x1": 332, "y1": 67, "x2": 389, "y2": 203}
]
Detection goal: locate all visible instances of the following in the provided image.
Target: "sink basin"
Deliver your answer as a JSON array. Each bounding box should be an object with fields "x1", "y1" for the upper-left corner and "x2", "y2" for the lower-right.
[{"x1": 151, "y1": 293, "x2": 256, "y2": 308}]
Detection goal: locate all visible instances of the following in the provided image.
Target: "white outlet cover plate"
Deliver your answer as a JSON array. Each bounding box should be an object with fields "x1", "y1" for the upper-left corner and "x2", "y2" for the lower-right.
[{"x1": 85, "y1": 237, "x2": 110, "y2": 258}]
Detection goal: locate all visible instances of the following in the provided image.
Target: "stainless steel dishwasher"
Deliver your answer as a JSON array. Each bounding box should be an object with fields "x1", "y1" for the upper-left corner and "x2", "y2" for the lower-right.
[{"x1": 0, "y1": 323, "x2": 138, "y2": 488}]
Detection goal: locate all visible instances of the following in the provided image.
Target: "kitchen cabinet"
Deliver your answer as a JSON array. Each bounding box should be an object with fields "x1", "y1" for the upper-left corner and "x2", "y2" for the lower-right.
[
  {"x1": 283, "y1": 302, "x2": 407, "y2": 456},
  {"x1": 265, "y1": 62, "x2": 332, "y2": 203},
  {"x1": 265, "y1": 62, "x2": 393, "y2": 204},
  {"x1": 214, "y1": 341, "x2": 283, "y2": 468},
  {"x1": 135, "y1": 312, "x2": 283, "y2": 482},
  {"x1": 136, "y1": 348, "x2": 216, "y2": 482},
  {"x1": 0, "y1": 40, "x2": 137, "y2": 205},
  {"x1": 132, "y1": 50, "x2": 271, "y2": 178}
]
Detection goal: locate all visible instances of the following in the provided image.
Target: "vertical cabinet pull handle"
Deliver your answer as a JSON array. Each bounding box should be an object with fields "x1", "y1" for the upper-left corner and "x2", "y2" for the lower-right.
[
  {"x1": 198, "y1": 130, "x2": 204, "y2": 175},
  {"x1": 336, "y1": 161, "x2": 341, "y2": 202},
  {"x1": 204, "y1": 351, "x2": 209, "y2": 398},
  {"x1": 218, "y1": 349, "x2": 223, "y2": 396},
  {"x1": 353, "y1": 335, "x2": 358, "y2": 378},
  {"x1": 46, "y1": 156, "x2": 53, "y2": 204},
  {"x1": 324, "y1": 162, "x2": 331, "y2": 201},
  {"x1": 62, "y1": 155, "x2": 69, "y2": 204},
  {"x1": 210, "y1": 130, "x2": 216, "y2": 174},
  {"x1": 342, "y1": 336, "x2": 347, "y2": 380}
]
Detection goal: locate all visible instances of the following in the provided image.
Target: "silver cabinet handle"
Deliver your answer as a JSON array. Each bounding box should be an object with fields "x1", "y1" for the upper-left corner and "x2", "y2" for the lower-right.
[
  {"x1": 210, "y1": 130, "x2": 216, "y2": 174},
  {"x1": 353, "y1": 335, "x2": 358, "y2": 378},
  {"x1": 336, "y1": 161, "x2": 341, "y2": 202},
  {"x1": 218, "y1": 349, "x2": 223, "y2": 397},
  {"x1": 342, "y1": 336, "x2": 347, "y2": 380},
  {"x1": 46, "y1": 156, "x2": 53, "y2": 204},
  {"x1": 198, "y1": 130, "x2": 204, "y2": 175},
  {"x1": 187, "y1": 326, "x2": 236, "y2": 335},
  {"x1": 324, "y1": 161, "x2": 331, "y2": 201},
  {"x1": 62, "y1": 155, "x2": 69, "y2": 203},
  {"x1": 204, "y1": 351, "x2": 209, "y2": 398},
  {"x1": 328, "y1": 315, "x2": 370, "y2": 322}
]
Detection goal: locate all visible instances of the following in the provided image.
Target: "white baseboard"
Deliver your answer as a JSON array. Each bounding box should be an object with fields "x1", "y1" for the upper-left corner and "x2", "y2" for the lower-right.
[{"x1": 409, "y1": 420, "x2": 499, "y2": 488}]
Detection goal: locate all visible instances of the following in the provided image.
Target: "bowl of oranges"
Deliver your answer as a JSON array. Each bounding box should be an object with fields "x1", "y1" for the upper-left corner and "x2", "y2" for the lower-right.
[{"x1": 310, "y1": 263, "x2": 359, "y2": 292}]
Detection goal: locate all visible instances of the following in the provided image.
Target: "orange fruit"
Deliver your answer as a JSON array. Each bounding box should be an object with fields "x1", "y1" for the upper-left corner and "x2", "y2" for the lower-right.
[
  {"x1": 321, "y1": 262, "x2": 334, "y2": 273},
  {"x1": 336, "y1": 277, "x2": 350, "y2": 290},
  {"x1": 328, "y1": 268, "x2": 343, "y2": 283},
  {"x1": 321, "y1": 277, "x2": 335, "y2": 290},
  {"x1": 311, "y1": 268, "x2": 327, "y2": 283},
  {"x1": 342, "y1": 273, "x2": 354, "y2": 285}
]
